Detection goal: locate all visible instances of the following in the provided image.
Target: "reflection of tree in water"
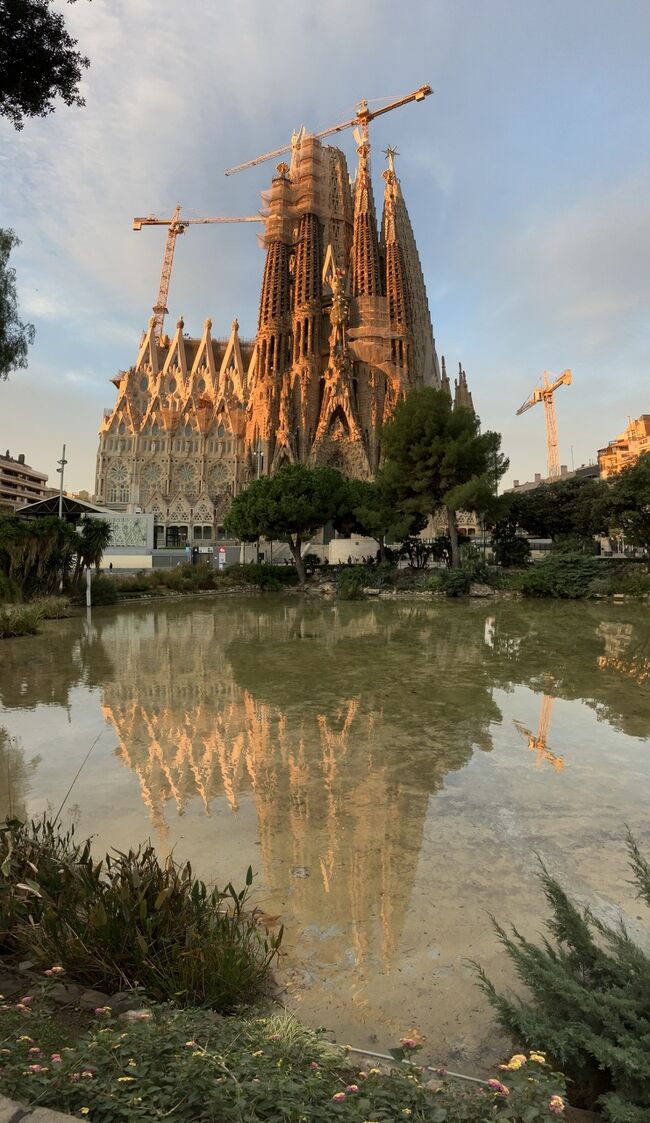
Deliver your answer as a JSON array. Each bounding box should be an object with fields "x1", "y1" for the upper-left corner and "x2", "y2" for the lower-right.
[
  {"x1": 0, "y1": 728, "x2": 41, "y2": 822},
  {"x1": 0, "y1": 617, "x2": 114, "y2": 711},
  {"x1": 486, "y1": 602, "x2": 650, "y2": 740}
]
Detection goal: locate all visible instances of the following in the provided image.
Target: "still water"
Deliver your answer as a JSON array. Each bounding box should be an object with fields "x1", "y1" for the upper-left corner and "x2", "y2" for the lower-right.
[{"x1": 0, "y1": 598, "x2": 649, "y2": 1069}]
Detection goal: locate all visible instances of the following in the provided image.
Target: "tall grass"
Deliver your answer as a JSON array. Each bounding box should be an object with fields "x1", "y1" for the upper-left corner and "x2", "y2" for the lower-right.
[
  {"x1": 0, "y1": 603, "x2": 43, "y2": 637},
  {"x1": 0, "y1": 817, "x2": 282, "y2": 1010}
]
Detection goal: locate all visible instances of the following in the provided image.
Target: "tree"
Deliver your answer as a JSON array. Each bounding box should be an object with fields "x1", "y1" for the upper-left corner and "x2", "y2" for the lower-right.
[
  {"x1": 72, "y1": 517, "x2": 112, "y2": 586},
  {"x1": 381, "y1": 388, "x2": 508, "y2": 568},
  {"x1": 223, "y1": 465, "x2": 351, "y2": 585},
  {"x1": 0, "y1": 515, "x2": 77, "y2": 599},
  {"x1": 509, "y1": 476, "x2": 610, "y2": 544},
  {"x1": 0, "y1": 230, "x2": 35, "y2": 381},
  {"x1": 0, "y1": 0, "x2": 89, "y2": 131},
  {"x1": 341, "y1": 476, "x2": 426, "y2": 562},
  {"x1": 608, "y1": 452, "x2": 650, "y2": 554}
]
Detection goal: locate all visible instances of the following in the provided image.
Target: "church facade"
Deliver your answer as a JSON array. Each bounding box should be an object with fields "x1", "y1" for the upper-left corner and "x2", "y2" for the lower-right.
[{"x1": 95, "y1": 135, "x2": 474, "y2": 546}]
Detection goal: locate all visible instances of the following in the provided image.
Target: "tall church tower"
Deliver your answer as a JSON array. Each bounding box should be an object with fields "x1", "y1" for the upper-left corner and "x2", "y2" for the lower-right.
[
  {"x1": 96, "y1": 130, "x2": 473, "y2": 543},
  {"x1": 245, "y1": 136, "x2": 442, "y2": 480}
]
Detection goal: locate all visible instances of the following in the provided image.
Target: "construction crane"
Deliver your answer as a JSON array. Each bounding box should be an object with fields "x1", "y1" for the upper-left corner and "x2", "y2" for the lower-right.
[
  {"x1": 224, "y1": 84, "x2": 432, "y2": 176},
  {"x1": 516, "y1": 369, "x2": 572, "y2": 480},
  {"x1": 513, "y1": 694, "x2": 564, "y2": 773},
  {"x1": 133, "y1": 205, "x2": 263, "y2": 340}
]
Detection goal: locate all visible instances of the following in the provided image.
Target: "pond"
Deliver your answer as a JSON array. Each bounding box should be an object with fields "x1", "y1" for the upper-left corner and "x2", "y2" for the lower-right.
[{"x1": 0, "y1": 597, "x2": 648, "y2": 1070}]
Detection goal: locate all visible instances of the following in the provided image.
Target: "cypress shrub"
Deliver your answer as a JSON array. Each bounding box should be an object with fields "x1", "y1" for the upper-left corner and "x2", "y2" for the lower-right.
[{"x1": 475, "y1": 831, "x2": 650, "y2": 1121}]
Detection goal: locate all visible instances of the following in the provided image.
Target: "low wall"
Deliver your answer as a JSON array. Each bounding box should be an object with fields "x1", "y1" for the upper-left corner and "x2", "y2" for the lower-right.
[{"x1": 0, "y1": 1093, "x2": 76, "y2": 1121}]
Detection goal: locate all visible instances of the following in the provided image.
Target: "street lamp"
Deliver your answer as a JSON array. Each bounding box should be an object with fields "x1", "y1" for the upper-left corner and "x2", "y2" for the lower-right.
[{"x1": 56, "y1": 444, "x2": 68, "y2": 518}]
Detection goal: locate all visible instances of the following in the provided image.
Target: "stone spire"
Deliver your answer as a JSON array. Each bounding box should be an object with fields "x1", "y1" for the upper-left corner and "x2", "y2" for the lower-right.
[
  {"x1": 454, "y1": 363, "x2": 474, "y2": 413},
  {"x1": 292, "y1": 212, "x2": 322, "y2": 362},
  {"x1": 351, "y1": 142, "x2": 382, "y2": 298},
  {"x1": 382, "y1": 149, "x2": 409, "y2": 370},
  {"x1": 440, "y1": 355, "x2": 451, "y2": 398},
  {"x1": 379, "y1": 147, "x2": 439, "y2": 387}
]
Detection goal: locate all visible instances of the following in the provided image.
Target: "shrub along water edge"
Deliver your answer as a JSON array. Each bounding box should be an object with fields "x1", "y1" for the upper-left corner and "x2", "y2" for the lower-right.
[
  {"x1": 0, "y1": 817, "x2": 282, "y2": 1010},
  {"x1": 474, "y1": 831, "x2": 650, "y2": 1121}
]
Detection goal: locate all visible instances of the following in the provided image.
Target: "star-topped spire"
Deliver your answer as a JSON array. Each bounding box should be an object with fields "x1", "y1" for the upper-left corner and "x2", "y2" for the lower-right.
[{"x1": 383, "y1": 145, "x2": 399, "y2": 176}]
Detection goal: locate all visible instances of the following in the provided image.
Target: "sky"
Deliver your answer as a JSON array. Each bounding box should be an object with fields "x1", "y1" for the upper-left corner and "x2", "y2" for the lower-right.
[{"x1": 1, "y1": 0, "x2": 649, "y2": 492}]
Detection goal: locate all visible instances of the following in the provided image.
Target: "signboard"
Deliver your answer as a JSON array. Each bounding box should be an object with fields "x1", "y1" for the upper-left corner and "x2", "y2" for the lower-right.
[{"x1": 218, "y1": 546, "x2": 226, "y2": 570}]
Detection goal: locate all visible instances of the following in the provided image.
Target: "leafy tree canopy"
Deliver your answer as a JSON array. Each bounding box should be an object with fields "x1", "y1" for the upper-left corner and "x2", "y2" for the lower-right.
[
  {"x1": 0, "y1": 0, "x2": 89, "y2": 130},
  {"x1": 0, "y1": 230, "x2": 35, "y2": 381},
  {"x1": 509, "y1": 475, "x2": 611, "y2": 543},
  {"x1": 381, "y1": 388, "x2": 508, "y2": 567},
  {"x1": 340, "y1": 476, "x2": 426, "y2": 560},
  {"x1": 607, "y1": 451, "x2": 650, "y2": 553},
  {"x1": 223, "y1": 464, "x2": 351, "y2": 583}
]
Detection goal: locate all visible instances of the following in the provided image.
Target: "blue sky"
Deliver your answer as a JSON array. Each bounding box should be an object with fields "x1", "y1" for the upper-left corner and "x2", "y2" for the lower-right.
[{"x1": 1, "y1": 0, "x2": 649, "y2": 491}]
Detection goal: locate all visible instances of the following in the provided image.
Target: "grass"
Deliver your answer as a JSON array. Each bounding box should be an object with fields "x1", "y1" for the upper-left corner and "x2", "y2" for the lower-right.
[{"x1": 0, "y1": 603, "x2": 44, "y2": 637}]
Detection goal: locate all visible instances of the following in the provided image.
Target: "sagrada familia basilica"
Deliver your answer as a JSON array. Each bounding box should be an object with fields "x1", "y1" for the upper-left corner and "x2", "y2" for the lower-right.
[{"x1": 95, "y1": 130, "x2": 474, "y2": 546}]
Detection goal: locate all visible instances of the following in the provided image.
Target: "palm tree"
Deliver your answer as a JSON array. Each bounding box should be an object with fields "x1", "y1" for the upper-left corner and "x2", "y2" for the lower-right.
[{"x1": 74, "y1": 518, "x2": 112, "y2": 587}]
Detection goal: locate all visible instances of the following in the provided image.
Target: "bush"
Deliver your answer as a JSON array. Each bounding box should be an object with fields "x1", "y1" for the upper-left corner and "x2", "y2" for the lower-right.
[
  {"x1": 0, "y1": 817, "x2": 281, "y2": 1010},
  {"x1": 234, "y1": 563, "x2": 298, "y2": 590},
  {"x1": 0, "y1": 997, "x2": 567, "y2": 1123},
  {"x1": 519, "y1": 553, "x2": 601, "y2": 599},
  {"x1": 494, "y1": 535, "x2": 531, "y2": 568},
  {"x1": 90, "y1": 575, "x2": 119, "y2": 605},
  {"x1": 337, "y1": 567, "x2": 370, "y2": 600},
  {"x1": 425, "y1": 573, "x2": 444, "y2": 592},
  {"x1": 0, "y1": 603, "x2": 43, "y2": 637},
  {"x1": 475, "y1": 832, "x2": 650, "y2": 1120},
  {"x1": 33, "y1": 596, "x2": 72, "y2": 619},
  {"x1": 440, "y1": 569, "x2": 472, "y2": 597},
  {"x1": 459, "y1": 543, "x2": 490, "y2": 584}
]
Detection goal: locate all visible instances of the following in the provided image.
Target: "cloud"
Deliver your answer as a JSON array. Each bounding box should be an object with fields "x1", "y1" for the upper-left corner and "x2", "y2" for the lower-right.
[{"x1": 2, "y1": 0, "x2": 650, "y2": 490}]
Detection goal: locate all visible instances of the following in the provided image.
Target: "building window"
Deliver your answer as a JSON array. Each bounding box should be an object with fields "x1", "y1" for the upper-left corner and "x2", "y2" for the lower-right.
[
  {"x1": 166, "y1": 525, "x2": 188, "y2": 547},
  {"x1": 107, "y1": 462, "x2": 130, "y2": 505},
  {"x1": 202, "y1": 524, "x2": 212, "y2": 540}
]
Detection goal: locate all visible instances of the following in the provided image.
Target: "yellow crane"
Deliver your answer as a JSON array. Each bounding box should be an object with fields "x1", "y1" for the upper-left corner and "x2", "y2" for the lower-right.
[
  {"x1": 516, "y1": 369, "x2": 572, "y2": 479},
  {"x1": 133, "y1": 206, "x2": 263, "y2": 340},
  {"x1": 223, "y1": 84, "x2": 432, "y2": 176},
  {"x1": 513, "y1": 694, "x2": 564, "y2": 773}
]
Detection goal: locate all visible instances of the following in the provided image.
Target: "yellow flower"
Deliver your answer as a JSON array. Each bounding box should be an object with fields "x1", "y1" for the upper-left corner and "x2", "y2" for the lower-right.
[
  {"x1": 369, "y1": 1067, "x2": 381, "y2": 1075},
  {"x1": 127, "y1": 1060, "x2": 137, "y2": 1068},
  {"x1": 251, "y1": 1050, "x2": 264, "y2": 1057},
  {"x1": 506, "y1": 1054, "x2": 528, "y2": 1070},
  {"x1": 529, "y1": 1052, "x2": 546, "y2": 1064},
  {"x1": 402, "y1": 1111, "x2": 413, "y2": 1117},
  {"x1": 80, "y1": 1111, "x2": 90, "y2": 1117},
  {"x1": 117, "y1": 1076, "x2": 135, "y2": 1082}
]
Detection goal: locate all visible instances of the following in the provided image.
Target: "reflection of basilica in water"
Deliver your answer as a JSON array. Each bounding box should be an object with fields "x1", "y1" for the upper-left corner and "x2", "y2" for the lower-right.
[
  {"x1": 99, "y1": 603, "x2": 499, "y2": 969},
  {"x1": 1, "y1": 599, "x2": 648, "y2": 980}
]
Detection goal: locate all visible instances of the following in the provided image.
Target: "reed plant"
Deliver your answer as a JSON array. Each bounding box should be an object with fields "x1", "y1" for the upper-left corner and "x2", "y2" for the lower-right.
[{"x1": 0, "y1": 603, "x2": 44, "y2": 637}]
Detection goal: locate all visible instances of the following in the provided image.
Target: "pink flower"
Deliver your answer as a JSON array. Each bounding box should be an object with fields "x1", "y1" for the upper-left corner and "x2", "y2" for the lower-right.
[
  {"x1": 358, "y1": 1071, "x2": 368, "y2": 1079},
  {"x1": 309, "y1": 1061, "x2": 320, "y2": 1070},
  {"x1": 26, "y1": 1064, "x2": 44, "y2": 1074},
  {"x1": 51, "y1": 1054, "x2": 62, "y2": 1064},
  {"x1": 70, "y1": 1073, "x2": 81, "y2": 1082},
  {"x1": 345, "y1": 1084, "x2": 359, "y2": 1093},
  {"x1": 549, "y1": 1095, "x2": 565, "y2": 1115},
  {"x1": 94, "y1": 1006, "x2": 111, "y2": 1016},
  {"x1": 44, "y1": 966, "x2": 65, "y2": 977},
  {"x1": 28, "y1": 1047, "x2": 42, "y2": 1056},
  {"x1": 400, "y1": 1037, "x2": 418, "y2": 1050},
  {"x1": 487, "y1": 1079, "x2": 510, "y2": 1095},
  {"x1": 20, "y1": 996, "x2": 33, "y2": 1005},
  {"x1": 332, "y1": 1091, "x2": 346, "y2": 1102}
]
